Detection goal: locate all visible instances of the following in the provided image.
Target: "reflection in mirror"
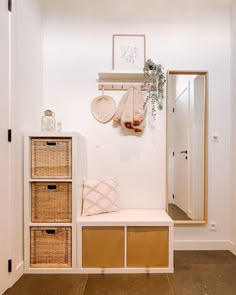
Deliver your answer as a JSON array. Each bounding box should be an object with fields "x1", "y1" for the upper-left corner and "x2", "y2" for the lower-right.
[{"x1": 166, "y1": 71, "x2": 207, "y2": 224}]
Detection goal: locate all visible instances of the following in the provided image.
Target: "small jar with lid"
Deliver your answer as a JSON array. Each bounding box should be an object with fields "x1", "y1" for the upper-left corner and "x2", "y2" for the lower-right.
[{"x1": 41, "y1": 110, "x2": 56, "y2": 132}]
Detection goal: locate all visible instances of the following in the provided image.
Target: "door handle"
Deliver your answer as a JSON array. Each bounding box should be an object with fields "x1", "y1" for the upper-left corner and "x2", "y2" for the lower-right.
[{"x1": 180, "y1": 150, "x2": 188, "y2": 154}]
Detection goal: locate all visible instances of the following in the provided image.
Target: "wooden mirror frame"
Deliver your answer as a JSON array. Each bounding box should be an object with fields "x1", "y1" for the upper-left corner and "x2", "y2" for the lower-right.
[{"x1": 166, "y1": 70, "x2": 208, "y2": 226}]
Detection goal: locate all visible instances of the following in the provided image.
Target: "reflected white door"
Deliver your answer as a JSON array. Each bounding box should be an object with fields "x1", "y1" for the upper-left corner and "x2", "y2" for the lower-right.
[
  {"x1": 174, "y1": 85, "x2": 189, "y2": 214},
  {"x1": 0, "y1": 1, "x2": 10, "y2": 293}
]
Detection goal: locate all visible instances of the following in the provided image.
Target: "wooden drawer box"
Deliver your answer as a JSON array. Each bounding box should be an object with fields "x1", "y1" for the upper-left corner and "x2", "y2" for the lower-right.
[
  {"x1": 31, "y1": 138, "x2": 72, "y2": 179},
  {"x1": 82, "y1": 227, "x2": 124, "y2": 268},
  {"x1": 127, "y1": 226, "x2": 169, "y2": 267},
  {"x1": 30, "y1": 227, "x2": 72, "y2": 268},
  {"x1": 31, "y1": 182, "x2": 72, "y2": 223}
]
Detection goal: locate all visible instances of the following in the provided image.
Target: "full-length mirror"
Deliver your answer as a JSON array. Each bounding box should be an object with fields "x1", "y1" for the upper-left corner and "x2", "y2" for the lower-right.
[{"x1": 166, "y1": 71, "x2": 208, "y2": 224}]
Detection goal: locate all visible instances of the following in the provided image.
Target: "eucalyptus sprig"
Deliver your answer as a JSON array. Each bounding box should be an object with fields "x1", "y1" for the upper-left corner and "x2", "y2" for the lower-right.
[{"x1": 143, "y1": 59, "x2": 166, "y2": 119}]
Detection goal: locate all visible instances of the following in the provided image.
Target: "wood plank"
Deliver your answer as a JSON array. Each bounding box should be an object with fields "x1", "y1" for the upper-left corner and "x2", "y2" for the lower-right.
[
  {"x1": 82, "y1": 227, "x2": 124, "y2": 268},
  {"x1": 127, "y1": 227, "x2": 169, "y2": 267}
]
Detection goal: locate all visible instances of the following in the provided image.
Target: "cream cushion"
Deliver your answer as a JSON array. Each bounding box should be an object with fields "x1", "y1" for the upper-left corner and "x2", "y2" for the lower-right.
[{"x1": 82, "y1": 178, "x2": 119, "y2": 216}]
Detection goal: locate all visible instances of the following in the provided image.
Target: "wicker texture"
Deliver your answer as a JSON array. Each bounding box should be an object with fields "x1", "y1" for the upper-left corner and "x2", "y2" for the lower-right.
[
  {"x1": 30, "y1": 227, "x2": 72, "y2": 268},
  {"x1": 31, "y1": 138, "x2": 72, "y2": 179},
  {"x1": 31, "y1": 183, "x2": 72, "y2": 223}
]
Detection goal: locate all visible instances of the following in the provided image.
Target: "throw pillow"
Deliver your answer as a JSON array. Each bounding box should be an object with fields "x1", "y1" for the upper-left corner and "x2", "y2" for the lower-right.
[{"x1": 82, "y1": 177, "x2": 119, "y2": 216}]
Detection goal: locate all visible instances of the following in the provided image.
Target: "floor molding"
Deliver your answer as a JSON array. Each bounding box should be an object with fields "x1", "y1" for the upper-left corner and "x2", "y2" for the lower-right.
[
  {"x1": 10, "y1": 261, "x2": 24, "y2": 287},
  {"x1": 229, "y1": 241, "x2": 236, "y2": 255},
  {"x1": 174, "y1": 240, "x2": 231, "y2": 251}
]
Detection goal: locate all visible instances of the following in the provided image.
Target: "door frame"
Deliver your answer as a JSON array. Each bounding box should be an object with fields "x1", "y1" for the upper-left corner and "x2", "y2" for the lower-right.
[{"x1": 166, "y1": 70, "x2": 208, "y2": 226}]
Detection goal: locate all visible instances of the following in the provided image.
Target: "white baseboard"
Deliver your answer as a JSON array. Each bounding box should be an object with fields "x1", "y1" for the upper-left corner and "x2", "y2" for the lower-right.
[
  {"x1": 229, "y1": 241, "x2": 236, "y2": 256},
  {"x1": 174, "y1": 240, "x2": 232, "y2": 251},
  {"x1": 9, "y1": 261, "x2": 24, "y2": 287}
]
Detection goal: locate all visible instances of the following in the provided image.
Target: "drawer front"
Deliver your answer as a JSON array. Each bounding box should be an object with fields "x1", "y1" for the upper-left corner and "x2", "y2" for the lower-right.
[
  {"x1": 31, "y1": 138, "x2": 72, "y2": 179},
  {"x1": 82, "y1": 227, "x2": 124, "y2": 268},
  {"x1": 30, "y1": 227, "x2": 72, "y2": 268},
  {"x1": 31, "y1": 182, "x2": 72, "y2": 223},
  {"x1": 127, "y1": 226, "x2": 169, "y2": 268}
]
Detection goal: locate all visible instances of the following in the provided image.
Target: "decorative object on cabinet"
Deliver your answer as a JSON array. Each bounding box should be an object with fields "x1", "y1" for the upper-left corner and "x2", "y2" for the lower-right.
[
  {"x1": 112, "y1": 34, "x2": 146, "y2": 71},
  {"x1": 24, "y1": 132, "x2": 87, "y2": 273},
  {"x1": 41, "y1": 110, "x2": 56, "y2": 132},
  {"x1": 82, "y1": 177, "x2": 119, "y2": 216},
  {"x1": 143, "y1": 59, "x2": 166, "y2": 119},
  {"x1": 113, "y1": 86, "x2": 146, "y2": 132},
  {"x1": 91, "y1": 90, "x2": 116, "y2": 123}
]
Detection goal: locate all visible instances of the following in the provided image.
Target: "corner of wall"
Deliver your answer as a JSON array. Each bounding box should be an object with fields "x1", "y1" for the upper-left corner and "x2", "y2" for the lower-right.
[{"x1": 9, "y1": 262, "x2": 24, "y2": 288}]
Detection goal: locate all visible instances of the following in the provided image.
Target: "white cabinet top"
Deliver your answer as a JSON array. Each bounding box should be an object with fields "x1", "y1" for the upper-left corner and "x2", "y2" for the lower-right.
[
  {"x1": 78, "y1": 209, "x2": 173, "y2": 226},
  {"x1": 24, "y1": 131, "x2": 86, "y2": 139}
]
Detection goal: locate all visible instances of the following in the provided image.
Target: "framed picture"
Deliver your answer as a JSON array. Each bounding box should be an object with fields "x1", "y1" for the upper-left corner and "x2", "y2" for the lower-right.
[{"x1": 112, "y1": 34, "x2": 146, "y2": 71}]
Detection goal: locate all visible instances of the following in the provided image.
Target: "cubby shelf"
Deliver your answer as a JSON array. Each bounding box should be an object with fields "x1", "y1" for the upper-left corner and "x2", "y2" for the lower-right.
[{"x1": 24, "y1": 132, "x2": 87, "y2": 274}]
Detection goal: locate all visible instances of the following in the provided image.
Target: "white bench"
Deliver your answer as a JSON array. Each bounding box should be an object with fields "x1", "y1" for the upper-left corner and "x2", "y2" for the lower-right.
[{"x1": 77, "y1": 209, "x2": 174, "y2": 273}]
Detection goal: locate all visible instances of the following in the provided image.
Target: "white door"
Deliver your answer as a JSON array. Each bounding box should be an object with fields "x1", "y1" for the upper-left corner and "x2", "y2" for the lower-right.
[
  {"x1": 173, "y1": 84, "x2": 189, "y2": 214},
  {"x1": 0, "y1": 1, "x2": 11, "y2": 293}
]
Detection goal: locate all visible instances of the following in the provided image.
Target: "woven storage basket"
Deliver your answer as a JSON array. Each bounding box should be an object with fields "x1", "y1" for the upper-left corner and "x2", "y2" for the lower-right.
[
  {"x1": 31, "y1": 138, "x2": 72, "y2": 179},
  {"x1": 30, "y1": 227, "x2": 72, "y2": 268},
  {"x1": 31, "y1": 183, "x2": 72, "y2": 223}
]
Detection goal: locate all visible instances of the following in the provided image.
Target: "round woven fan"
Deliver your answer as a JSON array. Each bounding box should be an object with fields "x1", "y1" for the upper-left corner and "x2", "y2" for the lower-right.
[{"x1": 91, "y1": 95, "x2": 116, "y2": 123}]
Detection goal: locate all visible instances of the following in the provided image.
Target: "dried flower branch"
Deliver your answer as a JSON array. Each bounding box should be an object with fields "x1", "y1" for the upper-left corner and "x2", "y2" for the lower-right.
[{"x1": 143, "y1": 59, "x2": 166, "y2": 119}]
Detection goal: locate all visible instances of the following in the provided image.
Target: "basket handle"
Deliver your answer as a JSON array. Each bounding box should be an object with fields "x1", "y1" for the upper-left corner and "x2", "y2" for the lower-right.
[
  {"x1": 46, "y1": 141, "x2": 56, "y2": 146},
  {"x1": 48, "y1": 185, "x2": 57, "y2": 190},
  {"x1": 45, "y1": 229, "x2": 56, "y2": 235}
]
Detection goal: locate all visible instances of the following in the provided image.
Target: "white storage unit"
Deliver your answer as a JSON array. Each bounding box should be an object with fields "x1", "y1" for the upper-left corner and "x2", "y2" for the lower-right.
[
  {"x1": 77, "y1": 209, "x2": 174, "y2": 273},
  {"x1": 24, "y1": 132, "x2": 87, "y2": 273}
]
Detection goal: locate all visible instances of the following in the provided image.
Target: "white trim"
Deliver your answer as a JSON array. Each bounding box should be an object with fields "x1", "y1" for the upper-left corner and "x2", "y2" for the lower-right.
[
  {"x1": 229, "y1": 241, "x2": 236, "y2": 256},
  {"x1": 124, "y1": 226, "x2": 127, "y2": 268},
  {"x1": 24, "y1": 268, "x2": 78, "y2": 274},
  {"x1": 9, "y1": 261, "x2": 24, "y2": 287},
  {"x1": 24, "y1": 267, "x2": 173, "y2": 274},
  {"x1": 174, "y1": 239, "x2": 231, "y2": 250},
  {"x1": 169, "y1": 226, "x2": 174, "y2": 268},
  {"x1": 78, "y1": 267, "x2": 174, "y2": 274}
]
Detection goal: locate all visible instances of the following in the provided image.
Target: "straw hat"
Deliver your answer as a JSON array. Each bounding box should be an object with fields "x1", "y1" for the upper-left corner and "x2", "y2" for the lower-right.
[{"x1": 91, "y1": 95, "x2": 116, "y2": 123}]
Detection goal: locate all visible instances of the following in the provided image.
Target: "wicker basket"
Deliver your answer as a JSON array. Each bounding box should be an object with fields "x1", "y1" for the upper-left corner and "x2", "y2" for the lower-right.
[
  {"x1": 30, "y1": 227, "x2": 72, "y2": 268},
  {"x1": 31, "y1": 183, "x2": 72, "y2": 223},
  {"x1": 31, "y1": 138, "x2": 72, "y2": 179}
]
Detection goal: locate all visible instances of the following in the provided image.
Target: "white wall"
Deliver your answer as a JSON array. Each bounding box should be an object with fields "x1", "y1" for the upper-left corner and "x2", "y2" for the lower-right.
[
  {"x1": 43, "y1": 0, "x2": 232, "y2": 248},
  {"x1": 231, "y1": 0, "x2": 236, "y2": 255},
  {"x1": 10, "y1": 0, "x2": 43, "y2": 285}
]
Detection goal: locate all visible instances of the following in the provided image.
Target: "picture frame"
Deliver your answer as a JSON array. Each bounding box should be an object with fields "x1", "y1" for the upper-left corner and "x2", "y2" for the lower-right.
[{"x1": 112, "y1": 34, "x2": 146, "y2": 71}]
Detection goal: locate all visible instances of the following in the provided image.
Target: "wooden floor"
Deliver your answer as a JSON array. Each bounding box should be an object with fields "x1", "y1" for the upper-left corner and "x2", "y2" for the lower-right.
[
  {"x1": 168, "y1": 204, "x2": 192, "y2": 221},
  {"x1": 4, "y1": 251, "x2": 236, "y2": 295}
]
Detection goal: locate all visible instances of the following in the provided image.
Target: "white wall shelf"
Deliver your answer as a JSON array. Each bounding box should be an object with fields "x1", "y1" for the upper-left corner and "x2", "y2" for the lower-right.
[
  {"x1": 98, "y1": 70, "x2": 144, "y2": 83},
  {"x1": 97, "y1": 71, "x2": 148, "y2": 91}
]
